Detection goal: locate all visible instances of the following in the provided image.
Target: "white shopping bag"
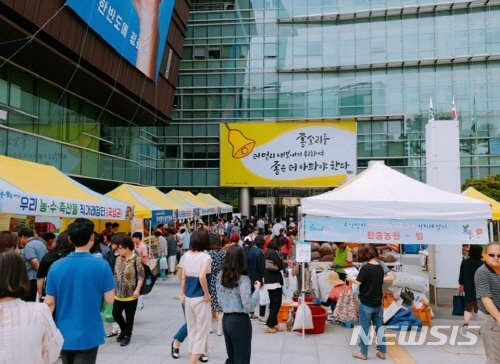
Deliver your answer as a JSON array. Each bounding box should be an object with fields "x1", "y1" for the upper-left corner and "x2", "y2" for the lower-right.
[
  {"x1": 292, "y1": 301, "x2": 314, "y2": 331},
  {"x1": 259, "y1": 286, "x2": 270, "y2": 306}
]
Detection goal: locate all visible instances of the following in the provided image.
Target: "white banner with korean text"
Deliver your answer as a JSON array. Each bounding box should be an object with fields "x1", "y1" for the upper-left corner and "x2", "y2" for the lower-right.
[
  {"x1": 304, "y1": 216, "x2": 488, "y2": 245},
  {"x1": 0, "y1": 187, "x2": 132, "y2": 220}
]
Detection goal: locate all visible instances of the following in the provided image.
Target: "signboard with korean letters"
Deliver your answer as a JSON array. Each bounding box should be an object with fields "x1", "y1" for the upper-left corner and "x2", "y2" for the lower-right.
[
  {"x1": 151, "y1": 209, "x2": 174, "y2": 226},
  {"x1": 0, "y1": 187, "x2": 132, "y2": 220},
  {"x1": 220, "y1": 121, "x2": 357, "y2": 187},
  {"x1": 304, "y1": 216, "x2": 489, "y2": 245}
]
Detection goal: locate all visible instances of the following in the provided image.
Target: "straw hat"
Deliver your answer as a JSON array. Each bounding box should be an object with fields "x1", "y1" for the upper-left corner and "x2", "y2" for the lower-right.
[{"x1": 324, "y1": 271, "x2": 344, "y2": 287}]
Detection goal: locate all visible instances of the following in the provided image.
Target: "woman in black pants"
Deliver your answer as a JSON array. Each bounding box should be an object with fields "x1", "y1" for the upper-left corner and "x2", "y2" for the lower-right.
[
  {"x1": 216, "y1": 245, "x2": 260, "y2": 364},
  {"x1": 263, "y1": 239, "x2": 285, "y2": 333},
  {"x1": 112, "y1": 234, "x2": 144, "y2": 347}
]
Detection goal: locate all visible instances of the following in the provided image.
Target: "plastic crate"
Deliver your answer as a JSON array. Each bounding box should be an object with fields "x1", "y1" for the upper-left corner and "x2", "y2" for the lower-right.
[
  {"x1": 412, "y1": 307, "x2": 432, "y2": 326},
  {"x1": 383, "y1": 292, "x2": 395, "y2": 308},
  {"x1": 277, "y1": 303, "x2": 296, "y2": 323}
]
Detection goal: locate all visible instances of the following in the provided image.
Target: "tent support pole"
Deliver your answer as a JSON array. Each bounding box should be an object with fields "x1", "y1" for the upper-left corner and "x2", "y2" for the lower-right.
[
  {"x1": 301, "y1": 262, "x2": 305, "y2": 340},
  {"x1": 149, "y1": 218, "x2": 152, "y2": 256},
  {"x1": 489, "y1": 221, "x2": 493, "y2": 242},
  {"x1": 400, "y1": 248, "x2": 403, "y2": 272}
]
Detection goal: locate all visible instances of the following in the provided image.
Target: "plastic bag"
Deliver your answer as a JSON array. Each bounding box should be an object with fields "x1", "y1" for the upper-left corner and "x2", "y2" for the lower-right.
[
  {"x1": 159, "y1": 256, "x2": 167, "y2": 270},
  {"x1": 383, "y1": 301, "x2": 401, "y2": 324},
  {"x1": 281, "y1": 271, "x2": 289, "y2": 298},
  {"x1": 393, "y1": 272, "x2": 429, "y2": 293},
  {"x1": 293, "y1": 301, "x2": 314, "y2": 331},
  {"x1": 259, "y1": 287, "x2": 270, "y2": 306},
  {"x1": 287, "y1": 268, "x2": 298, "y2": 297},
  {"x1": 101, "y1": 302, "x2": 114, "y2": 323}
]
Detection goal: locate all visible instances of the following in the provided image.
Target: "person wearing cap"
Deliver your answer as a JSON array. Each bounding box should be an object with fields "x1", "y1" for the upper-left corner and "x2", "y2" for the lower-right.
[{"x1": 322, "y1": 271, "x2": 345, "y2": 321}]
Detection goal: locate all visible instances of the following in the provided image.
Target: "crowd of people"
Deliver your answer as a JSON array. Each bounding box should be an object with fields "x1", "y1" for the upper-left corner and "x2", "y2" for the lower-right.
[
  {"x1": 2, "y1": 213, "x2": 500, "y2": 364},
  {"x1": 169, "y1": 215, "x2": 300, "y2": 363}
]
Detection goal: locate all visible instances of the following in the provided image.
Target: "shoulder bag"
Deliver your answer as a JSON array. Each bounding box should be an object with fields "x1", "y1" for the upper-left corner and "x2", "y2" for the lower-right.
[{"x1": 265, "y1": 259, "x2": 279, "y2": 271}]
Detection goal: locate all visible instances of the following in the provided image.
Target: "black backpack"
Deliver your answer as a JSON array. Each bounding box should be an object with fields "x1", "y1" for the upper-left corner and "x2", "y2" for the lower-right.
[{"x1": 135, "y1": 258, "x2": 156, "y2": 295}]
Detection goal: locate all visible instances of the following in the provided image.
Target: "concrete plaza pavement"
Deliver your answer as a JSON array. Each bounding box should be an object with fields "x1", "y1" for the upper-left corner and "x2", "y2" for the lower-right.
[{"x1": 55, "y1": 265, "x2": 487, "y2": 364}]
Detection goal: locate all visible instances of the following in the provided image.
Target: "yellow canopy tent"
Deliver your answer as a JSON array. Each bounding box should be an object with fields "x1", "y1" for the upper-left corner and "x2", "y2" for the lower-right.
[
  {"x1": 196, "y1": 193, "x2": 233, "y2": 213},
  {"x1": 166, "y1": 190, "x2": 219, "y2": 216},
  {"x1": 123, "y1": 185, "x2": 194, "y2": 220},
  {"x1": 462, "y1": 187, "x2": 500, "y2": 220},
  {"x1": 106, "y1": 184, "x2": 164, "y2": 219},
  {"x1": 0, "y1": 155, "x2": 131, "y2": 220}
]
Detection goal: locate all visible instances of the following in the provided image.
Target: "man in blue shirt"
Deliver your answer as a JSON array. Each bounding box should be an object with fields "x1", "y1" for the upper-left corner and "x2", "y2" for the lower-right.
[
  {"x1": 19, "y1": 228, "x2": 47, "y2": 302},
  {"x1": 45, "y1": 218, "x2": 115, "y2": 364}
]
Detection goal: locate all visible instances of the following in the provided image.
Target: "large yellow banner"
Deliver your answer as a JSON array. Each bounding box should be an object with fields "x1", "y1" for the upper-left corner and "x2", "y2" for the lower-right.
[{"x1": 220, "y1": 121, "x2": 357, "y2": 187}]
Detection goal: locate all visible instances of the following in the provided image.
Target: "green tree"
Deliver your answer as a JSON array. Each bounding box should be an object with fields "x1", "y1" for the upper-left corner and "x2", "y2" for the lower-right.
[{"x1": 462, "y1": 175, "x2": 500, "y2": 202}]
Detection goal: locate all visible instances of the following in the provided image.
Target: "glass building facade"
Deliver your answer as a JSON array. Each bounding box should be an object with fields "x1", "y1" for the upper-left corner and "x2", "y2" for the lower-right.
[
  {"x1": 167, "y1": 0, "x2": 500, "y2": 208},
  {"x1": 0, "y1": 64, "x2": 164, "y2": 188}
]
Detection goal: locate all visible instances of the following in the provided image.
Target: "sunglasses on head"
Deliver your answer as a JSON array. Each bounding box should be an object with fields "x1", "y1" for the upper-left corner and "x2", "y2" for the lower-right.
[{"x1": 488, "y1": 253, "x2": 500, "y2": 259}]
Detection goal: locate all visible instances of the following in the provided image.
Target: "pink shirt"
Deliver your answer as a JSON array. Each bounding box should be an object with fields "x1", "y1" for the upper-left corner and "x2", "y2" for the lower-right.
[{"x1": 135, "y1": 242, "x2": 148, "y2": 265}]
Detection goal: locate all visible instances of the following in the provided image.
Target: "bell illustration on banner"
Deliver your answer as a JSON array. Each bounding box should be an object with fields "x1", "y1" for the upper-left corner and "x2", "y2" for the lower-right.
[{"x1": 225, "y1": 123, "x2": 256, "y2": 158}]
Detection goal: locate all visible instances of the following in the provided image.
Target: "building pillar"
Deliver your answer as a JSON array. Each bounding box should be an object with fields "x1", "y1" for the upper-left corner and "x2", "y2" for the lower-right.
[
  {"x1": 239, "y1": 187, "x2": 250, "y2": 217},
  {"x1": 425, "y1": 119, "x2": 462, "y2": 306}
]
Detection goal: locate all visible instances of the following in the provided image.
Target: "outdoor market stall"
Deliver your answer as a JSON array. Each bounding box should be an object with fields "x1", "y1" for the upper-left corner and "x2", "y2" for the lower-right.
[
  {"x1": 196, "y1": 193, "x2": 233, "y2": 214},
  {"x1": 462, "y1": 187, "x2": 500, "y2": 220},
  {"x1": 0, "y1": 155, "x2": 132, "y2": 221},
  {"x1": 166, "y1": 190, "x2": 218, "y2": 217},
  {"x1": 105, "y1": 184, "x2": 195, "y2": 236},
  {"x1": 301, "y1": 162, "x2": 491, "y2": 246},
  {"x1": 296, "y1": 161, "x2": 492, "y2": 331},
  {"x1": 462, "y1": 187, "x2": 500, "y2": 243}
]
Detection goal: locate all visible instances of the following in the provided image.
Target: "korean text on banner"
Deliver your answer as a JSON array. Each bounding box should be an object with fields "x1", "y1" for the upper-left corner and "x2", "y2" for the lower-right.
[
  {"x1": 66, "y1": 0, "x2": 175, "y2": 81},
  {"x1": 0, "y1": 189, "x2": 132, "y2": 220},
  {"x1": 304, "y1": 216, "x2": 489, "y2": 245},
  {"x1": 151, "y1": 210, "x2": 174, "y2": 226},
  {"x1": 220, "y1": 121, "x2": 357, "y2": 187}
]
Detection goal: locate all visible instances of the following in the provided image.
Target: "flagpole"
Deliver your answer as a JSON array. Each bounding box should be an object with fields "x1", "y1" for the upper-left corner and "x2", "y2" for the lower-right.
[
  {"x1": 475, "y1": 124, "x2": 480, "y2": 179},
  {"x1": 472, "y1": 93, "x2": 480, "y2": 178}
]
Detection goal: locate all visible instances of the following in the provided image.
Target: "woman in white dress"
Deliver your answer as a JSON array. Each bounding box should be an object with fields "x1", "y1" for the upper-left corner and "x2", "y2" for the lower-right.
[
  {"x1": 180, "y1": 229, "x2": 212, "y2": 364},
  {"x1": 0, "y1": 250, "x2": 63, "y2": 364}
]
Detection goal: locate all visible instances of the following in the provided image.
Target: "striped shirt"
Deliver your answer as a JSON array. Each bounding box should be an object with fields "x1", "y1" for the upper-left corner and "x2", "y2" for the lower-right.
[{"x1": 475, "y1": 263, "x2": 500, "y2": 314}]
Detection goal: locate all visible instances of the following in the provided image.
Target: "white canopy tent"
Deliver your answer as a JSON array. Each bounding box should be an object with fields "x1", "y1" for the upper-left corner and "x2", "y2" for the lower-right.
[{"x1": 301, "y1": 162, "x2": 491, "y2": 245}]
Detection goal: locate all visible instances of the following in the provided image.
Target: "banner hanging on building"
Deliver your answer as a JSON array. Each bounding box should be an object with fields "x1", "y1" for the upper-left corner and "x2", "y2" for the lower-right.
[
  {"x1": 303, "y1": 216, "x2": 489, "y2": 245},
  {"x1": 220, "y1": 121, "x2": 357, "y2": 187},
  {"x1": 66, "y1": 0, "x2": 175, "y2": 81}
]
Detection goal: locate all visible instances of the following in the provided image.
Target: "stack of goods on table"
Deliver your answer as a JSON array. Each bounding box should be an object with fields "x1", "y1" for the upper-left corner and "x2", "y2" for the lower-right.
[{"x1": 383, "y1": 272, "x2": 433, "y2": 329}]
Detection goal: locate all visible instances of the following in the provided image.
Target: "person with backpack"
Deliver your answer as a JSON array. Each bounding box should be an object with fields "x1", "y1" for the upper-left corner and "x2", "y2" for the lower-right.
[{"x1": 111, "y1": 234, "x2": 145, "y2": 347}]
